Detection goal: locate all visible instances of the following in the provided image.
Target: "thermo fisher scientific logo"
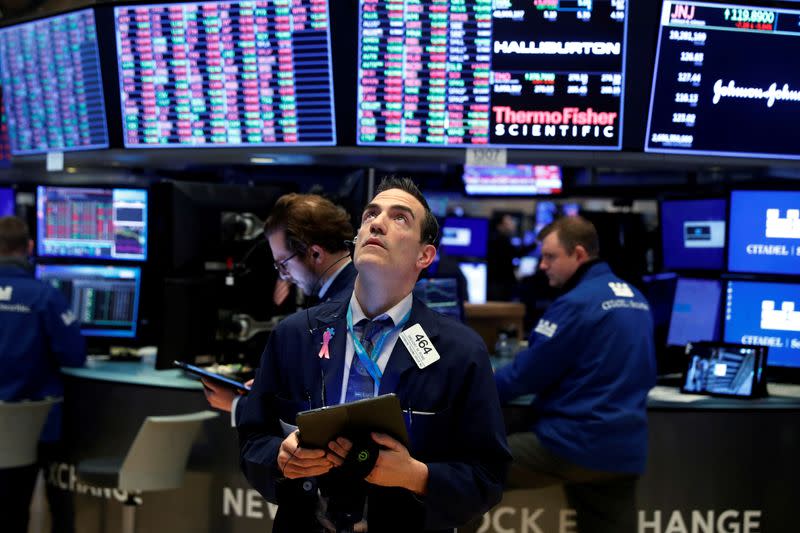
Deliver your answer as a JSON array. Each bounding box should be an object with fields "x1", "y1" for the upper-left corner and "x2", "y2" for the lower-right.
[{"x1": 493, "y1": 106, "x2": 618, "y2": 140}]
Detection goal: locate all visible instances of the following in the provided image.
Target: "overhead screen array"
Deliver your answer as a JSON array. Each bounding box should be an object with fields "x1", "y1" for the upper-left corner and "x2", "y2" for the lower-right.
[
  {"x1": 357, "y1": 0, "x2": 628, "y2": 149},
  {"x1": 646, "y1": 0, "x2": 800, "y2": 159},
  {"x1": 114, "y1": 0, "x2": 336, "y2": 147},
  {"x1": 0, "y1": 9, "x2": 109, "y2": 155}
]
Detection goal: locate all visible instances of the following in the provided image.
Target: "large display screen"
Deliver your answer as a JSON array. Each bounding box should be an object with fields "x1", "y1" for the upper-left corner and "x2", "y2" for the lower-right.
[
  {"x1": 357, "y1": 0, "x2": 628, "y2": 149},
  {"x1": 0, "y1": 9, "x2": 109, "y2": 155},
  {"x1": 115, "y1": 1, "x2": 336, "y2": 148},
  {"x1": 37, "y1": 187, "x2": 148, "y2": 261},
  {"x1": 646, "y1": 1, "x2": 800, "y2": 159},
  {"x1": 440, "y1": 216, "x2": 489, "y2": 257},
  {"x1": 661, "y1": 197, "x2": 726, "y2": 271},
  {"x1": 667, "y1": 277, "x2": 722, "y2": 346},
  {"x1": 463, "y1": 164, "x2": 562, "y2": 195},
  {"x1": 728, "y1": 190, "x2": 800, "y2": 275},
  {"x1": 724, "y1": 280, "x2": 800, "y2": 368},
  {"x1": 36, "y1": 264, "x2": 142, "y2": 338}
]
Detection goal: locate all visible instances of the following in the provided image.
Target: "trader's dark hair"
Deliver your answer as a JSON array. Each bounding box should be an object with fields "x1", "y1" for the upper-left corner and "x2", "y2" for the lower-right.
[
  {"x1": 264, "y1": 193, "x2": 354, "y2": 255},
  {"x1": 538, "y1": 216, "x2": 600, "y2": 258},
  {"x1": 0, "y1": 216, "x2": 29, "y2": 255},
  {"x1": 374, "y1": 176, "x2": 439, "y2": 246}
]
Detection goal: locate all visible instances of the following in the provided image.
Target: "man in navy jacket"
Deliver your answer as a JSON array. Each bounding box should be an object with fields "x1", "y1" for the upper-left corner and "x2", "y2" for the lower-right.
[
  {"x1": 0, "y1": 216, "x2": 86, "y2": 533},
  {"x1": 238, "y1": 178, "x2": 510, "y2": 532},
  {"x1": 495, "y1": 216, "x2": 656, "y2": 533}
]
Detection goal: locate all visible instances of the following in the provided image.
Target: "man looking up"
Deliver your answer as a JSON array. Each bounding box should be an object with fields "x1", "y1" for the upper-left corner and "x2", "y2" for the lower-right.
[
  {"x1": 238, "y1": 177, "x2": 510, "y2": 532},
  {"x1": 495, "y1": 216, "x2": 657, "y2": 533},
  {"x1": 202, "y1": 193, "x2": 357, "y2": 419}
]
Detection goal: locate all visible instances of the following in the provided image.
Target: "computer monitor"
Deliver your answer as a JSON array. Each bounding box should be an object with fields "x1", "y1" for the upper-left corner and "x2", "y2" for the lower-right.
[
  {"x1": 458, "y1": 262, "x2": 487, "y2": 304},
  {"x1": 660, "y1": 198, "x2": 726, "y2": 271},
  {"x1": 36, "y1": 264, "x2": 141, "y2": 338},
  {"x1": 36, "y1": 186, "x2": 147, "y2": 261},
  {"x1": 724, "y1": 280, "x2": 800, "y2": 369},
  {"x1": 646, "y1": 0, "x2": 800, "y2": 159},
  {"x1": 114, "y1": 1, "x2": 336, "y2": 147},
  {"x1": 728, "y1": 190, "x2": 800, "y2": 275},
  {"x1": 440, "y1": 217, "x2": 489, "y2": 258},
  {"x1": 667, "y1": 278, "x2": 723, "y2": 347},
  {"x1": 463, "y1": 165, "x2": 562, "y2": 196},
  {"x1": 0, "y1": 187, "x2": 13, "y2": 216},
  {"x1": 0, "y1": 9, "x2": 109, "y2": 155},
  {"x1": 413, "y1": 278, "x2": 464, "y2": 322},
  {"x1": 357, "y1": 0, "x2": 628, "y2": 149}
]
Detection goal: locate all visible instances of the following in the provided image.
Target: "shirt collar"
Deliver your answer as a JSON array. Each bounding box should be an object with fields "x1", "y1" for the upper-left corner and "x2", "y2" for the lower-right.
[
  {"x1": 349, "y1": 290, "x2": 414, "y2": 327},
  {"x1": 317, "y1": 259, "x2": 351, "y2": 299}
]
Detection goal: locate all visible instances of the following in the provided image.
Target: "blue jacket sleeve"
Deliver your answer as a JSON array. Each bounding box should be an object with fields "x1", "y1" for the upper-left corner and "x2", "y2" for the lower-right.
[
  {"x1": 422, "y1": 343, "x2": 511, "y2": 530},
  {"x1": 42, "y1": 288, "x2": 86, "y2": 369},
  {"x1": 495, "y1": 298, "x2": 581, "y2": 404},
  {"x1": 237, "y1": 330, "x2": 286, "y2": 502}
]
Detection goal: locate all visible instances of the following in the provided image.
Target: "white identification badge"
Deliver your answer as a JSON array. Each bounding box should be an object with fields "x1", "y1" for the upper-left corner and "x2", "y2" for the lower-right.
[{"x1": 399, "y1": 323, "x2": 441, "y2": 369}]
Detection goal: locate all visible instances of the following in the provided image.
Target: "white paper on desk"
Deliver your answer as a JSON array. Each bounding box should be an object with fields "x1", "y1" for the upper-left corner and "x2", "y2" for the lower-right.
[{"x1": 648, "y1": 386, "x2": 706, "y2": 403}]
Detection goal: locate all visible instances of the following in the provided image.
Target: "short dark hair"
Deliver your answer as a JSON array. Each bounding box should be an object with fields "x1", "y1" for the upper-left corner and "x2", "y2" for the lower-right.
[
  {"x1": 264, "y1": 193, "x2": 354, "y2": 255},
  {"x1": 538, "y1": 216, "x2": 600, "y2": 258},
  {"x1": 0, "y1": 216, "x2": 30, "y2": 255},
  {"x1": 374, "y1": 176, "x2": 439, "y2": 246}
]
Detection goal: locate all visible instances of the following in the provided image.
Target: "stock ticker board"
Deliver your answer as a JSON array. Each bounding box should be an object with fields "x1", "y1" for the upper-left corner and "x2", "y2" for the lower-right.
[
  {"x1": 0, "y1": 9, "x2": 109, "y2": 155},
  {"x1": 357, "y1": 0, "x2": 628, "y2": 149},
  {"x1": 115, "y1": 0, "x2": 336, "y2": 148},
  {"x1": 646, "y1": 0, "x2": 800, "y2": 159}
]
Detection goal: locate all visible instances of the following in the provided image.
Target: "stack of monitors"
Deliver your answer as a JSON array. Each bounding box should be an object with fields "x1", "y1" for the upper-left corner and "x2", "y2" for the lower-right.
[
  {"x1": 660, "y1": 197, "x2": 726, "y2": 271},
  {"x1": 36, "y1": 264, "x2": 142, "y2": 338},
  {"x1": 0, "y1": 9, "x2": 109, "y2": 155},
  {"x1": 357, "y1": 0, "x2": 628, "y2": 149},
  {"x1": 646, "y1": 0, "x2": 800, "y2": 159},
  {"x1": 114, "y1": 0, "x2": 336, "y2": 147},
  {"x1": 35, "y1": 186, "x2": 148, "y2": 340},
  {"x1": 463, "y1": 164, "x2": 562, "y2": 196}
]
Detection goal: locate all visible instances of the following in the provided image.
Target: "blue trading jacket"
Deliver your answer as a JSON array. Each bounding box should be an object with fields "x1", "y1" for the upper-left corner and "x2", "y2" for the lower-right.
[
  {"x1": 0, "y1": 259, "x2": 86, "y2": 442},
  {"x1": 495, "y1": 261, "x2": 657, "y2": 474}
]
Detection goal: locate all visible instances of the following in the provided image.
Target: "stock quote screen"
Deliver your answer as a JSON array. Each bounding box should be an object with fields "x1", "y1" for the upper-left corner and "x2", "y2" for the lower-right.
[
  {"x1": 0, "y1": 9, "x2": 109, "y2": 155},
  {"x1": 646, "y1": 1, "x2": 800, "y2": 159},
  {"x1": 357, "y1": 0, "x2": 627, "y2": 149},
  {"x1": 115, "y1": 0, "x2": 336, "y2": 147}
]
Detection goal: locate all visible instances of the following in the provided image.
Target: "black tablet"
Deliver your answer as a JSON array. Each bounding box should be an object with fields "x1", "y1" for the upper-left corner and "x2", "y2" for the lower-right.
[
  {"x1": 296, "y1": 393, "x2": 409, "y2": 449},
  {"x1": 681, "y1": 342, "x2": 768, "y2": 398},
  {"x1": 173, "y1": 360, "x2": 251, "y2": 393}
]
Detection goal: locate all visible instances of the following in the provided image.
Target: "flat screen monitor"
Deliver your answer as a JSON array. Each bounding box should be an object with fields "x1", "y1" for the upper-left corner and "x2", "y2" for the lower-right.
[
  {"x1": 440, "y1": 217, "x2": 489, "y2": 258},
  {"x1": 660, "y1": 198, "x2": 726, "y2": 271},
  {"x1": 728, "y1": 190, "x2": 800, "y2": 275},
  {"x1": 413, "y1": 277, "x2": 464, "y2": 322},
  {"x1": 463, "y1": 165, "x2": 562, "y2": 196},
  {"x1": 724, "y1": 280, "x2": 800, "y2": 369},
  {"x1": 36, "y1": 186, "x2": 148, "y2": 261},
  {"x1": 115, "y1": 1, "x2": 336, "y2": 148},
  {"x1": 646, "y1": 0, "x2": 800, "y2": 159},
  {"x1": 357, "y1": 0, "x2": 628, "y2": 149},
  {"x1": 458, "y1": 261, "x2": 487, "y2": 304},
  {"x1": 0, "y1": 187, "x2": 13, "y2": 216},
  {"x1": 0, "y1": 9, "x2": 109, "y2": 155},
  {"x1": 36, "y1": 264, "x2": 141, "y2": 338},
  {"x1": 667, "y1": 277, "x2": 723, "y2": 347}
]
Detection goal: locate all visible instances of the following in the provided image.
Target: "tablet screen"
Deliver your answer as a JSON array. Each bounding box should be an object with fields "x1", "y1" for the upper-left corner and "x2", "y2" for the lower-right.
[{"x1": 681, "y1": 343, "x2": 766, "y2": 397}]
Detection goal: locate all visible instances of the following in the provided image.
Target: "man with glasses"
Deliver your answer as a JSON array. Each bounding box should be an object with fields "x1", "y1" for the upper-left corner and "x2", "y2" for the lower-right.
[{"x1": 202, "y1": 193, "x2": 357, "y2": 420}]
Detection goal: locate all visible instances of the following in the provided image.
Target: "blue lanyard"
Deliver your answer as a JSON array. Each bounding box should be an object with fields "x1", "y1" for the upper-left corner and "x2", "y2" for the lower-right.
[{"x1": 346, "y1": 304, "x2": 412, "y2": 391}]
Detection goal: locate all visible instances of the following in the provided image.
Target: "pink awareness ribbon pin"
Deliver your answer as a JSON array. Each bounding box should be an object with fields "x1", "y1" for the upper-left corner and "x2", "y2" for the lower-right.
[{"x1": 318, "y1": 327, "x2": 334, "y2": 359}]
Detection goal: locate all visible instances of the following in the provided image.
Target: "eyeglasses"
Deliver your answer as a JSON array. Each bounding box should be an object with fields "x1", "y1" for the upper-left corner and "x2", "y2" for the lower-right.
[{"x1": 273, "y1": 251, "x2": 299, "y2": 274}]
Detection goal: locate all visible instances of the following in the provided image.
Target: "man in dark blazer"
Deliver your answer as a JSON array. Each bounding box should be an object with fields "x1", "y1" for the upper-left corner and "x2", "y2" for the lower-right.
[{"x1": 238, "y1": 177, "x2": 510, "y2": 532}]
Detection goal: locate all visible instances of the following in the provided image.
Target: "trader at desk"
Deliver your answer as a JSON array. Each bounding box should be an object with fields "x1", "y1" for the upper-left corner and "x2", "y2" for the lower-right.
[
  {"x1": 495, "y1": 216, "x2": 656, "y2": 533},
  {"x1": 238, "y1": 177, "x2": 511, "y2": 532}
]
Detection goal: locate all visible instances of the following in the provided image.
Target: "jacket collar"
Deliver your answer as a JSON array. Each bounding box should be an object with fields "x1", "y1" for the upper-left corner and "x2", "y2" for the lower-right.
[
  {"x1": 0, "y1": 257, "x2": 34, "y2": 276},
  {"x1": 310, "y1": 296, "x2": 441, "y2": 405},
  {"x1": 560, "y1": 259, "x2": 608, "y2": 294}
]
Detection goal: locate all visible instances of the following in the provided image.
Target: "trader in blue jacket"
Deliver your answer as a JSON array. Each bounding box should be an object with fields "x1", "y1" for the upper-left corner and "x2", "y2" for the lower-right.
[
  {"x1": 238, "y1": 177, "x2": 511, "y2": 532},
  {"x1": 0, "y1": 216, "x2": 86, "y2": 533},
  {"x1": 495, "y1": 216, "x2": 656, "y2": 533}
]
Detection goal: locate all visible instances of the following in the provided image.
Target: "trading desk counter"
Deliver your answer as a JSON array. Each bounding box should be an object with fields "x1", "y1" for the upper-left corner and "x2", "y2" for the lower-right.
[{"x1": 57, "y1": 362, "x2": 799, "y2": 533}]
